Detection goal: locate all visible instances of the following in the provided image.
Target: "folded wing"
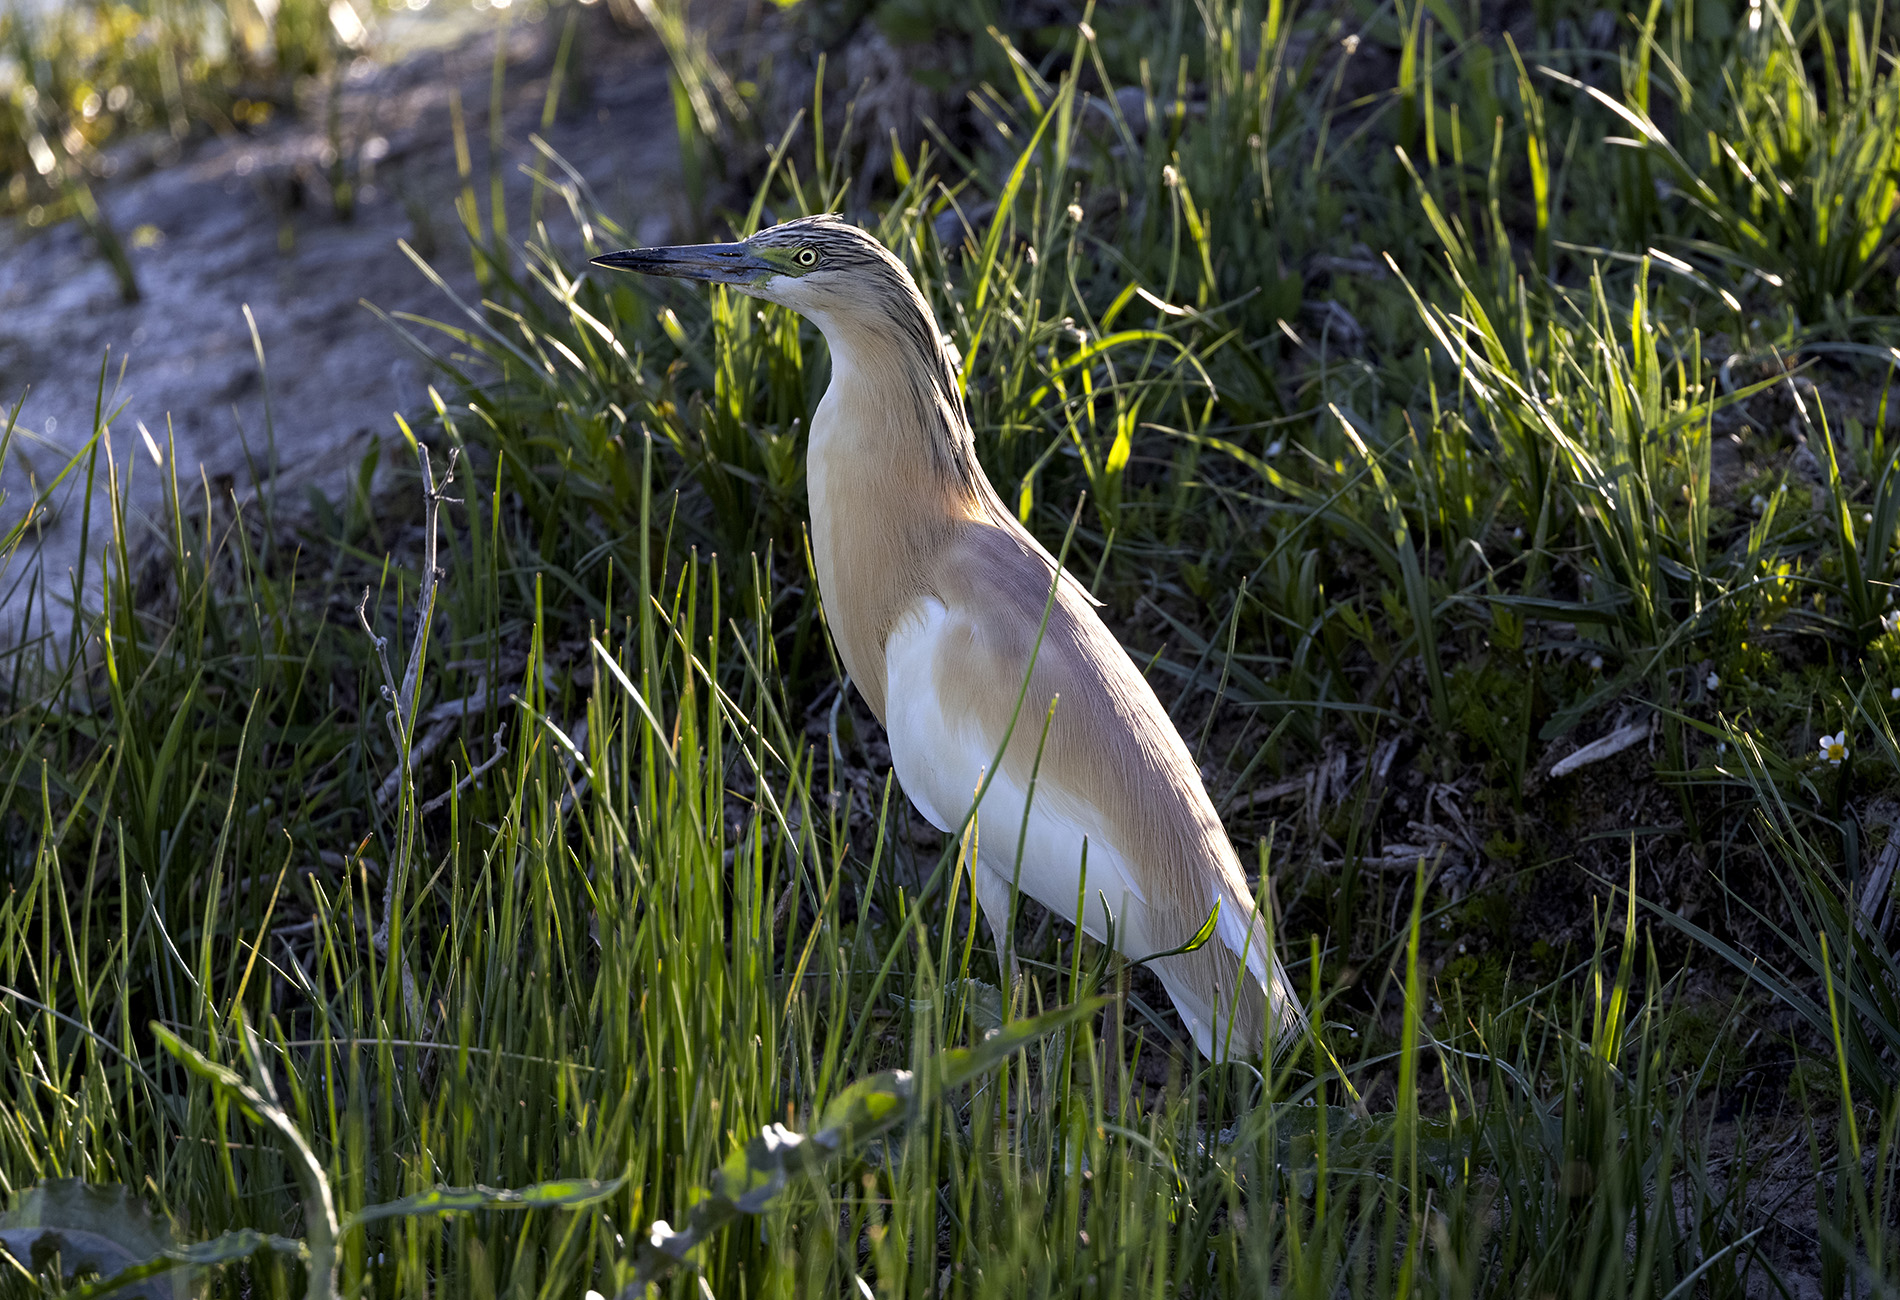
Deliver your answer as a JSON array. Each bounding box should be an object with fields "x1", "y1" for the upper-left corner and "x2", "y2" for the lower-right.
[{"x1": 882, "y1": 522, "x2": 1306, "y2": 1060}]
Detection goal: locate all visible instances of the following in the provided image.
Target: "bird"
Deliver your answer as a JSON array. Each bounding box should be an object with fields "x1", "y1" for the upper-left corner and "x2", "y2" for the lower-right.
[{"x1": 594, "y1": 214, "x2": 1303, "y2": 1061}]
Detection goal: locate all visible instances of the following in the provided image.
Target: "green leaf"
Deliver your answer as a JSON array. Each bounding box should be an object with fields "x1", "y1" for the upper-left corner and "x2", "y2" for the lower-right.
[
  {"x1": 957, "y1": 978, "x2": 1005, "y2": 1035},
  {"x1": 346, "y1": 1176, "x2": 626, "y2": 1230},
  {"x1": 0, "y1": 1181, "x2": 188, "y2": 1300},
  {"x1": 1133, "y1": 900, "x2": 1220, "y2": 964},
  {"x1": 70, "y1": 1230, "x2": 306, "y2": 1300}
]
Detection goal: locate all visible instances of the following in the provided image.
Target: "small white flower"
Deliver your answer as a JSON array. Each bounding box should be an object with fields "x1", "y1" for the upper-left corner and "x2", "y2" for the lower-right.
[
  {"x1": 1588, "y1": 654, "x2": 1604, "y2": 671},
  {"x1": 1513, "y1": 526, "x2": 1525, "y2": 541},
  {"x1": 1891, "y1": 686, "x2": 1899, "y2": 701},
  {"x1": 1706, "y1": 671, "x2": 1720, "y2": 691},
  {"x1": 1716, "y1": 741, "x2": 1727, "y2": 753},
  {"x1": 1161, "y1": 164, "x2": 1180, "y2": 188},
  {"x1": 1751, "y1": 494, "x2": 1768, "y2": 513},
  {"x1": 1882, "y1": 610, "x2": 1900, "y2": 635},
  {"x1": 1865, "y1": 512, "x2": 1875, "y2": 525},
  {"x1": 1820, "y1": 732, "x2": 1849, "y2": 765},
  {"x1": 1265, "y1": 439, "x2": 1284, "y2": 457},
  {"x1": 1066, "y1": 202, "x2": 1084, "y2": 223}
]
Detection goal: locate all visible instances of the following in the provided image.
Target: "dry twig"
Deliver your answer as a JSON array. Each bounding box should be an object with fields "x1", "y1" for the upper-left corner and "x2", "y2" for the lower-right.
[{"x1": 354, "y1": 443, "x2": 461, "y2": 1029}]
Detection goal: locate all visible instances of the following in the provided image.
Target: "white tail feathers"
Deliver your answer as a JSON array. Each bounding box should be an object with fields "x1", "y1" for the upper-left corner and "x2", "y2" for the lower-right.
[{"x1": 1149, "y1": 891, "x2": 1306, "y2": 1062}]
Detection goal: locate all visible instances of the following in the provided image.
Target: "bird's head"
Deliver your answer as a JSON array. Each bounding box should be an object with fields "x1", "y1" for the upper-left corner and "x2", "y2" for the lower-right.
[{"x1": 591, "y1": 214, "x2": 918, "y2": 325}]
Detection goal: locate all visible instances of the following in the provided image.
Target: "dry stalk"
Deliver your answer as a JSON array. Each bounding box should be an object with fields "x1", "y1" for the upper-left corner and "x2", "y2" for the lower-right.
[
  {"x1": 354, "y1": 443, "x2": 461, "y2": 1030},
  {"x1": 421, "y1": 727, "x2": 510, "y2": 816}
]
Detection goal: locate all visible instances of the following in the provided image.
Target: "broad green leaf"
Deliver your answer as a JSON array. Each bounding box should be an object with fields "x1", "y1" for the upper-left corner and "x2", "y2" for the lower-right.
[{"x1": 0, "y1": 1181, "x2": 189, "y2": 1300}]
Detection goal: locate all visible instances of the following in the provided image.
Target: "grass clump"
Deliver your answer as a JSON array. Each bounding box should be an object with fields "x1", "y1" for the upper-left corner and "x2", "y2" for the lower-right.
[{"x1": 8, "y1": 0, "x2": 1900, "y2": 1294}]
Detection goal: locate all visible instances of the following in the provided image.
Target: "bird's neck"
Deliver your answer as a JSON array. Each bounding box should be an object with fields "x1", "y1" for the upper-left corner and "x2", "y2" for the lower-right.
[{"x1": 804, "y1": 312, "x2": 992, "y2": 717}]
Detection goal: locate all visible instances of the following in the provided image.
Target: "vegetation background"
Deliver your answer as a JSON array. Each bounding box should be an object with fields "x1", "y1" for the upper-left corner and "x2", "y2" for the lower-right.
[{"x1": 3, "y1": 0, "x2": 1900, "y2": 1294}]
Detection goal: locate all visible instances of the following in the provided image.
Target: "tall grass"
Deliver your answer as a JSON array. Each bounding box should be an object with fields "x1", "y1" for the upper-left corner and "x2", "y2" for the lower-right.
[
  {"x1": 1554, "y1": 0, "x2": 1900, "y2": 325},
  {"x1": 0, "y1": 458, "x2": 1788, "y2": 1291},
  {"x1": 7, "y1": 0, "x2": 1900, "y2": 1294}
]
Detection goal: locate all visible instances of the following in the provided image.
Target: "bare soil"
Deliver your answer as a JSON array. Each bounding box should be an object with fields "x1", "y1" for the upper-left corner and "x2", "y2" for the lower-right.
[{"x1": 0, "y1": 2, "x2": 680, "y2": 632}]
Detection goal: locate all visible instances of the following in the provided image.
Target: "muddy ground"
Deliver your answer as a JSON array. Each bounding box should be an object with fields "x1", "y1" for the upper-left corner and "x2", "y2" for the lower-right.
[{"x1": 0, "y1": 2, "x2": 681, "y2": 632}]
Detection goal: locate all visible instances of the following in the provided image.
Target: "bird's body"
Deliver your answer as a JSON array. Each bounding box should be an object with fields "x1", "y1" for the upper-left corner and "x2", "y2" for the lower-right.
[{"x1": 596, "y1": 215, "x2": 1302, "y2": 1060}]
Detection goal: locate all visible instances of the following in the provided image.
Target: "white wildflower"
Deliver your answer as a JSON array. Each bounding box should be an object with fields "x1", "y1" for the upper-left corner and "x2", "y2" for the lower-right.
[
  {"x1": 1819, "y1": 732, "x2": 1849, "y2": 765},
  {"x1": 1706, "y1": 671, "x2": 1719, "y2": 691}
]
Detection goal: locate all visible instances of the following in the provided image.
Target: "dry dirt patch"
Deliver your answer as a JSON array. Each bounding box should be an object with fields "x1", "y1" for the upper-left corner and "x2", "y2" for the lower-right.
[{"x1": 0, "y1": 3, "x2": 680, "y2": 631}]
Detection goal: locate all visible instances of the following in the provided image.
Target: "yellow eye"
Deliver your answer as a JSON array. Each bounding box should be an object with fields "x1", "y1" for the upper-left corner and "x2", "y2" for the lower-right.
[{"x1": 796, "y1": 248, "x2": 818, "y2": 267}]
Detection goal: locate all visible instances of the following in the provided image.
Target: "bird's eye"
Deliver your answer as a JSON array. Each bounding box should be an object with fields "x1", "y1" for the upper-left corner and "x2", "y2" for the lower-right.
[{"x1": 795, "y1": 248, "x2": 819, "y2": 267}]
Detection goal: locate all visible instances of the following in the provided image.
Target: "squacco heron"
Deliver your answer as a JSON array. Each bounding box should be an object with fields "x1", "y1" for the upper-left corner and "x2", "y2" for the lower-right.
[{"x1": 595, "y1": 215, "x2": 1303, "y2": 1060}]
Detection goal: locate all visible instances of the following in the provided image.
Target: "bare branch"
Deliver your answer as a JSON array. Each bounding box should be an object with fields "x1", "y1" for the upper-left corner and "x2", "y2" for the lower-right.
[
  {"x1": 355, "y1": 441, "x2": 463, "y2": 1042},
  {"x1": 394, "y1": 445, "x2": 459, "y2": 728},
  {"x1": 421, "y1": 729, "x2": 510, "y2": 816}
]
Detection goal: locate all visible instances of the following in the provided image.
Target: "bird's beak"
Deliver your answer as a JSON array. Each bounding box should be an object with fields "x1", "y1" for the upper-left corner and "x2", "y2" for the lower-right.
[{"x1": 590, "y1": 241, "x2": 773, "y2": 287}]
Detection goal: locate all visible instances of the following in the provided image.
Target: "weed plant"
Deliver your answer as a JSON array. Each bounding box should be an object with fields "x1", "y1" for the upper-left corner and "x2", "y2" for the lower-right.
[{"x1": 6, "y1": 0, "x2": 1900, "y2": 1295}]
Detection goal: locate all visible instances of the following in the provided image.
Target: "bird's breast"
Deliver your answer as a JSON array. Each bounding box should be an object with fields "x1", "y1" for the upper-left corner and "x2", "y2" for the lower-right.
[
  {"x1": 804, "y1": 384, "x2": 966, "y2": 718},
  {"x1": 803, "y1": 408, "x2": 881, "y2": 697}
]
